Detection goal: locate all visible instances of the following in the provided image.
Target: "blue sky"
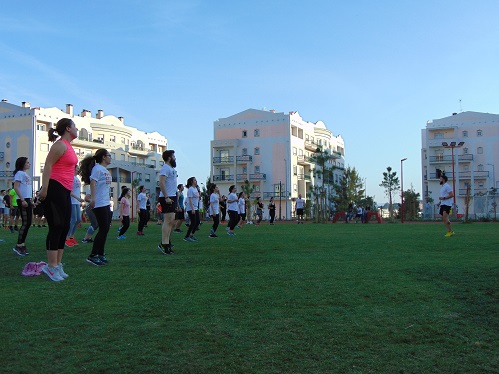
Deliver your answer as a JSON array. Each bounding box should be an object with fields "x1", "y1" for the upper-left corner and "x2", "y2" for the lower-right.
[{"x1": 1, "y1": 1, "x2": 498, "y2": 203}]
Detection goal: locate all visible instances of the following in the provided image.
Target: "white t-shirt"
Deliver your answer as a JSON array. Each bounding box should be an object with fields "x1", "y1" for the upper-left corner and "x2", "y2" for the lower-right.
[
  {"x1": 238, "y1": 197, "x2": 246, "y2": 214},
  {"x1": 439, "y1": 183, "x2": 453, "y2": 206},
  {"x1": 14, "y1": 171, "x2": 32, "y2": 199},
  {"x1": 71, "y1": 176, "x2": 82, "y2": 205},
  {"x1": 210, "y1": 193, "x2": 219, "y2": 215},
  {"x1": 90, "y1": 164, "x2": 111, "y2": 208},
  {"x1": 137, "y1": 192, "x2": 147, "y2": 210},
  {"x1": 227, "y1": 192, "x2": 238, "y2": 211},
  {"x1": 185, "y1": 186, "x2": 200, "y2": 211},
  {"x1": 158, "y1": 164, "x2": 178, "y2": 197},
  {"x1": 0, "y1": 194, "x2": 4, "y2": 209},
  {"x1": 296, "y1": 198, "x2": 305, "y2": 209}
]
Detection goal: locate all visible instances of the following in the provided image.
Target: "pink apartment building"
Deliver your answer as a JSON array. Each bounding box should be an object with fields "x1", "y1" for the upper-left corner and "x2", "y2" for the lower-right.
[{"x1": 210, "y1": 108, "x2": 345, "y2": 220}]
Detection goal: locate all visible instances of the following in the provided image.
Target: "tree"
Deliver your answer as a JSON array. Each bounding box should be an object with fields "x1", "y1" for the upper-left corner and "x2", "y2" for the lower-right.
[
  {"x1": 240, "y1": 180, "x2": 255, "y2": 223},
  {"x1": 333, "y1": 166, "x2": 365, "y2": 212},
  {"x1": 308, "y1": 146, "x2": 335, "y2": 223},
  {"x1": 402, "y1": 185, "x2": 420, "y2": 221},
  {"x1": 379, "y1": 166, "x2": 400, "y2": 221},
  {"x1": 201, "y1": 177, "x2": 214, "y2": 213}
]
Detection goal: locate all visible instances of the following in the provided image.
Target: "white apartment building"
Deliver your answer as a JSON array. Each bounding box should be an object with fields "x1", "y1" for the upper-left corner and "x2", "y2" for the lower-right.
[
  {"x1": 0, "y1": 100, "x2": 168, "y2": 218},
  {"x1": 210, "y1": 108, "x2": 345, "y2": 220},
  {"x1": 421, "y1": 111, "x2": 498, "y2": 218}
]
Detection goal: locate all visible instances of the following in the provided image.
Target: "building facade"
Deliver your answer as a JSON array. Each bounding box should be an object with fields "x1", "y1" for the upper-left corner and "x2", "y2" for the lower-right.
[
  {"x1": 210, "y1": 109, "x2": 345, "y2": 220},
  {"x1": 0, "y1": 100, "x2": 168, "y2": 218},
  {"x1": 421, "y1": 111, "x2": 498, "y2": 218}
]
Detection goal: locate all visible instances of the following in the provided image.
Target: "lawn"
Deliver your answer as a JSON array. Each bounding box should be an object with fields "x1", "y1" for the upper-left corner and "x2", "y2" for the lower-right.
[{"x1": 1, "y1": 221, "x2": 498, "y2": 373}]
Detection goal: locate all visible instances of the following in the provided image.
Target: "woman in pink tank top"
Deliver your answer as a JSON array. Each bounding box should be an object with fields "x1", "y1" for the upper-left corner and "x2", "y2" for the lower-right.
[{"x1": 38, "y1": 118, "x2": 78, "y2": 282}]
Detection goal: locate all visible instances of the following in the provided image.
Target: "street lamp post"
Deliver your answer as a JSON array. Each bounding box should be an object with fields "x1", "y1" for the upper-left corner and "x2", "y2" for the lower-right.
[
  {"x1": 442, "y1": 141, "x2": 464, "y2": 215},
  {"x1": 486, "y1": 163, "x2": 496, "y2": 190},
  {"x1": 401, "y1": 158, "x2": 407, "y2": 223}
]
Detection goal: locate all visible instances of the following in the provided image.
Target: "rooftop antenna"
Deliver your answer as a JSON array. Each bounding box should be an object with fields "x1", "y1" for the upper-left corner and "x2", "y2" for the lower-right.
[{"x1": 459, "y1": 99, "x2": 463, "y2": 112}]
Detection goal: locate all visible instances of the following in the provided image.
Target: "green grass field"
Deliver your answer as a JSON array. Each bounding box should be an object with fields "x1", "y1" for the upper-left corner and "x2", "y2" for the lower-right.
[{"x1": 1, "y1": 221, "x2": 498, "y2": 373}]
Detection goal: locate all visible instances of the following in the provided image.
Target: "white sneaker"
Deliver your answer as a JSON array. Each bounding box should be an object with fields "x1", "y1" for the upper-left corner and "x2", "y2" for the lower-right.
[
  {"x1": 42, "y1": 265, "x2": 64, "y2": 282},
  {"x1": 58, "y1": 264, "x2": 69, "y2": 279}
]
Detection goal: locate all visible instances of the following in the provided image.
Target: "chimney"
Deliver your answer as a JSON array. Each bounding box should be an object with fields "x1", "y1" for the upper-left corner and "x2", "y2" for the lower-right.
[
  {"x1": 97, "y1": 109, "x2": 104, "y2": 119},
  {"x1": 81, "y1": 109, "x2": 91, "y2": 118},
  {"x1": 66, "y1": 104, "x2": 73, "y2": 116},
  {"x1": 270, "y1": 109, "x2": 275, "y2": 113},
  {"x1": 118, "y1": 116, "x2": 124, "y2": 123},
  {"x1": 22, "y1": 101, "x2": 31, "y2": 108}
]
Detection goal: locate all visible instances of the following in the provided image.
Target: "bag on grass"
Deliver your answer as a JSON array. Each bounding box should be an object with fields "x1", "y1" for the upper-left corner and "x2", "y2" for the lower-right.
[{"x1": 21, "y1": 262, "x2": 47, "y2": 277}]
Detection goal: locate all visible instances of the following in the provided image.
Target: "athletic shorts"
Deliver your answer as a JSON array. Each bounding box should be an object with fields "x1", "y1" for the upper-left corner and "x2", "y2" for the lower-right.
[
  {"x1": 296, "y1": 208, "x2": 304, "y2": 216},
  {"x1": 175, "y1": 208, "x2": 184, "y2": 220},
  {"x1": 3, "y1": 207, "x2": 9, "y2": 215},
  {"x1": 10, "y1": 206, "x2": 19, "y2": 217},
  {"x1": 159, "y1": 196, "x2": 177, "y2": 214},
  {"x1": 439, "y1": 205, "x2": 451, "y2": 216}
]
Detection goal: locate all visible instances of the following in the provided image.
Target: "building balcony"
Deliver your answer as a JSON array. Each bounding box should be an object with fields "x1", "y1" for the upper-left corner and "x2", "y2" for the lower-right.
[
  {"x1": 458, "y1": 154, "x2": 473, "y2": 162},
  {"x1": 236, "y1": 155, "x2": 253, "y2": 163},
  {"x1": 263, "y1": 191, "x2": 289, "y2": 199},
  {"x1": 0, "y1": 170, "x2": 14, "y2": 177},
  {"x1": 459, "y1": 171, "x2": 489, "y2": 179},
  {"x1": 429, "y1": 155, "x2": 453, "y2": 163},
  {"x1": 297, "y1": 155, "x2": 307, "y2": 165},
  {"x1": 213, "y1": 174, "x2": 234, "y2": 182},
  {"x1": 458, "y1": 188, "x2": 487, "y2": 196},
  {"x1": 305, "y1": 140, "x2": 317, "y2": 151},
  {"x1": 331, "y1": 151, "x2": 342, "y2": 159},
  {"x1": 73, "y1": 137, "x2": 109, "y2": 150},
  {"x1": 212, "y1": 156, "x2": 234, "y2": 164},
  {"x1": 112, "y1": 176, "x2": 133, "y2": 183},
  {"x1": 236, "y1": 173, "x2": 266, "y2": 181}
]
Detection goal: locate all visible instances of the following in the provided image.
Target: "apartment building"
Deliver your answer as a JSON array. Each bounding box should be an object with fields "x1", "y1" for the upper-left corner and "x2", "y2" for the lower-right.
[
  {"x1": 421, "y1": 111, "x2": 498, "y2": 217},
  {"x1": 0, "y1": 100, "x2": 168, "y2": 218},
  {"x1": 210, "y1": 108, "x2": 345, "y2": 219}
]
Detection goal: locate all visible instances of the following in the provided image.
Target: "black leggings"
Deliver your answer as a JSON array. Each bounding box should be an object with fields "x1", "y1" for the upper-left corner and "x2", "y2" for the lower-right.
[
  {"x1": 91, "y1": 206, "x2": 111, "y2": 256},
  {"x1": 138, "y1": 209, "x2": 147, "y2": 232},
  {"x1": 44, "y1": 179, "x2": 71, "y2": 251},
  {"x1": 17, "y1": 198, "x2": 33, "y2": 245},
  {"x1": 270, "y1": 210, "x2": 275, "y2": 224},
  {"x1": 211, "y1": 214, "x2": 220, "y2": 233},
  {"x1": 119, "y1": 216, "x2": 130, "y2": 236},
  {"x1": 228, "y1": 210, "x2": 239, "y2": 230},
  {"x1": 186, "y1": 210, "x2": 200, "y2": 238}
]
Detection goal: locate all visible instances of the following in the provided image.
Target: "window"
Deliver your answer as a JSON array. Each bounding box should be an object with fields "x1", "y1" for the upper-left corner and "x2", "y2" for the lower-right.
[
  {"x1": 298, "y1": 149, "x2": 303, "y2": 156},
  {"x1": 254, "y1": 129, "x2": 260, "y2": 137},
  {"x1": 293, "y1": 184, "x2": 297, "y2": 192},
  {"x1": 243, "y1": 166, "x2": 247, "y2": 174},
  {"x1": 477, "y1": 147, "x2": 483, "y2": 154},
  {"x1": 37, "y1": 123, "x2": 46, "y2": 131},
  {"x1": 110, "y1": 152, "x2": 115, "y2": 159},
  {"x1": 292, "y1": 147, "x2": 297, "y2": 155},
  {"x1": 40, "y1": 163, "x2": 44, "y2": 173},
  {"x1": 242, "y1": 148, "x2": 247, "y2": 156},
  {"x1": 478, "y1": 164, "x2": 484, "y2": 171},
  {"x1": 255, "y1": 166, "x2": 260, "y2": 173},
  {"x1": 151, "y1": 160, "x2": 156, "y2": 168},
  {"x1": 131, "y1": 156, "x2": 137, "y2": 163},
  {"x1": 463, "y1": 148, "x2": 468, "y2": 154},
  {"x1": 462, "y1": 131, "x2": 468, "y2": 137},
  {"x1": 121, "y1": 137, "x2": 126, "y2": 144},
  {"x1": 254, "y1": 147, "x2": 260, "y2": 155},
  {"x1": 98, "y1": 134, "x2": 104, "y2": 141},
  {"x1": 40, "y1": 143, "x2": 49, "y2": 151},
  {"x1": 434, "y1": 133, "x2": 443, "y2": 139},
  {"x1": 477, "y1": 129, "x2": 482, "y2": 136},
  {"x1": 293, "y1": 166, "x2": 297, "y2": 175},
  {"x1": 305, "y1": 134, "x2": 309, "y2": 141},
  {"x1": 110, "y1": 135, "x2": 116, "y2": 142},
  {"x1": 220, "y1": 150, "x2": 229, "y2": 162},
  {"x1": 121, "y1": 154, "x2": 125, "y2": 161},
  {"x1": 242, "y1": 130, "x2": 247, "y2": 138},
  {"x1": 145, "y1": 174, "x2": 151, "y2": 182}
]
